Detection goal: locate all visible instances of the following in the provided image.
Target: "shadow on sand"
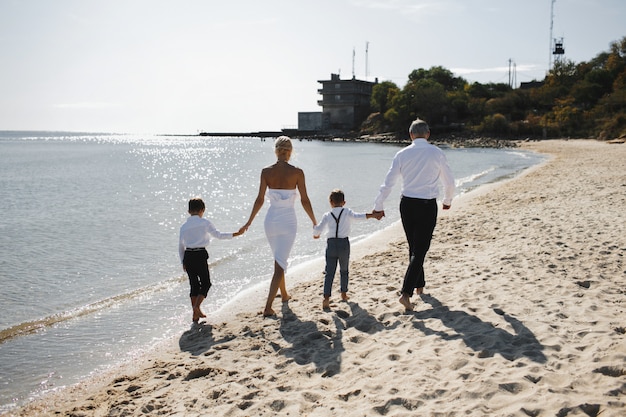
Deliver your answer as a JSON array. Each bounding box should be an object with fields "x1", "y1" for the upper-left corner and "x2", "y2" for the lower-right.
[
  {"x1": 278, "y1": 302, "x2": 345, "y2": 377},
  {"x1": 410, "y1": 294, "x2": 547, "y2": 363},
  {"x1": 178, "y1": 322, "x2": 235, "y2": 356}
]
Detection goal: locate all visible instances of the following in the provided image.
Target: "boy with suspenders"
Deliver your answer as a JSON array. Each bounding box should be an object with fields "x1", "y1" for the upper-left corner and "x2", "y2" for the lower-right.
[{"x1": 313, "y1": 189, "x2": 381, "y2": 309}]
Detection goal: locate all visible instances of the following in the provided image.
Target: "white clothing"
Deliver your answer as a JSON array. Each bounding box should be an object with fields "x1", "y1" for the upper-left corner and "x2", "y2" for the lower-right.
[
  {"x1": 178, "y1": 215, "x2": 233, "y2": 263},
  {"x1": 264, "y1": 188, "x2": 298, "y2": 271},
  {"x1": 313, "y1": 207, "x2": 366, "y2": 239},
  {"x1": 374, "y1": 138, "x2": 455, "y2": 211}
]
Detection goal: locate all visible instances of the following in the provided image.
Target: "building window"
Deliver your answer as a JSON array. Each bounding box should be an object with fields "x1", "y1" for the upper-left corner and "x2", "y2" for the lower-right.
[
  {"x1": 335, "y1": 84, "x2": 340, "y2": 89},
  {"x1": 335, "y1": 95, "x2": 341, "y2": 101}
]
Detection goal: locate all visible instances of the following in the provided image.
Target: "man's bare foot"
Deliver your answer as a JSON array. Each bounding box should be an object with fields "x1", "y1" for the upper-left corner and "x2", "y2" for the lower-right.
[
  {"x1": 262, "y1": 308, "x2": 276, "y2": 317},
  {"x1": 341, "y1": 292, "x2": 350, "y2": 301},
  {"x1": 399, "y1": 294, "x2": 413, "y2": 311},
  {"x1": 415, "y1": 287, "x2": 424, "y2": 295},
  {"x1": 197, "y1": 308, "x2": 206, "y2": 318},
  {"x1": 322, "y1": 297, "x2": 330, "y2": 309}
]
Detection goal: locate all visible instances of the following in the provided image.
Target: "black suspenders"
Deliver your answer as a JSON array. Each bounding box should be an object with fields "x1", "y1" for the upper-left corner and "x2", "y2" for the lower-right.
[{"x1": 330, "y1": 209, "x2": 344, "y2": 238}]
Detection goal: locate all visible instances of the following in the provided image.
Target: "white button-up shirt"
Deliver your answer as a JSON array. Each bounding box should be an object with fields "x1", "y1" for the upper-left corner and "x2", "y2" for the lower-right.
[
  {"x1": 178, "y1": 215, "x2": 233, "y2": 263},
  {"x1": 374, "y1": 138, "x2": 455, "y2": 211},
  {"x1": 313, "y1": 207, "x2": 367, "y2": 239}
]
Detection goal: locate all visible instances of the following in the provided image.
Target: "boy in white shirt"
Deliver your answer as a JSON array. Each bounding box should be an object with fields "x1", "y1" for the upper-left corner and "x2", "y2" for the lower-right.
[
  {"x1": 313, "y1": 190, "x2": 381, "y2": 309},
  {"x1": 179, "y1": 198, "x2": 244, "y2": 322}
]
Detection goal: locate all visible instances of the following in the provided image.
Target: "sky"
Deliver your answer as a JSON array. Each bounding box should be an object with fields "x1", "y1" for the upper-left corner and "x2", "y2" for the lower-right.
[{"x1": 1, "y1": 0, "x2": 624, "y2": 134}]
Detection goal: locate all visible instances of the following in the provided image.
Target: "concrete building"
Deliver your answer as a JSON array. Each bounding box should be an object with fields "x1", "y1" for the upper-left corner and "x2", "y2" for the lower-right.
[
  {"x1": 317, "y1": 73, "x2": 377, "y2": 131},
  {"x1": 297, "y1": 112, "x2": 329, "y2": 132}
]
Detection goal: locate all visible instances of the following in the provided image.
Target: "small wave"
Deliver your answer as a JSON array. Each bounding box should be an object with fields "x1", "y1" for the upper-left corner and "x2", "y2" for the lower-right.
[
  {"x1": 0, "y1": 275, "x2": 185, "y2": 345},
  {"x1": 455, "y1": 167, "x2": 495, "y2": 188},
  {"x1": 504, "y1": 150, "x2": 530, "y2": 159}
]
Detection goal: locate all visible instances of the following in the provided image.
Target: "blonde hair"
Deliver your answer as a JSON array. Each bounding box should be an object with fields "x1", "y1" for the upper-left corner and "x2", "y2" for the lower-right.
[
  {"x1": 274, "y1": 136, "x2": 293, "y2": 160},
  {"x1": 274, "y1": 136, "x2": 292, "y2": 150}
]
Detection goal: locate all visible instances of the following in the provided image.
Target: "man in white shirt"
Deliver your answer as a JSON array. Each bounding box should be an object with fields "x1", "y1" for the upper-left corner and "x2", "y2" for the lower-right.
[{"x1": 373, "y1": 118, "x2": 455, "y2": 311}]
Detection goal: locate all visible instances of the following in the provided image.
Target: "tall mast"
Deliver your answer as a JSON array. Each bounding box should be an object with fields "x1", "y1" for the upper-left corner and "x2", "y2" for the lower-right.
[
  {"x1": 549, "y1": 0, "x2": 556, "y2": 70},
  {"x1": 365, "y1": 41, "x2": 369, "y2": 81}
]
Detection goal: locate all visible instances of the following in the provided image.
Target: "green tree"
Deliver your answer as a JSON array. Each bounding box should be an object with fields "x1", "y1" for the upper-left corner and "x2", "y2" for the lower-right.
[
  {"x1": 358, "y1": 35, "x2": 626, "y2": 139},
  {"x1": 371, "y1": 81, "x2": 400, "y2": 115},
  {"x1": 408, "y1": 66, "x2": 466, "y2": 91},
  {"x1": 478, "y1": 113, "x2": 510, "y2": 135},
  {"x1": 392, "y1": 78, "x2": 449, "y2": 129},
  {"x1": 546, "y1": 59, "x2": 579, "y2": 89}
]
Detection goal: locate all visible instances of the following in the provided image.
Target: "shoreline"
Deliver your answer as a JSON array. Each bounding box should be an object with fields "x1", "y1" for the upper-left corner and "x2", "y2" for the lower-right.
[{"x1": 7, "y1": 139, "x2": 626, "y2": 416}]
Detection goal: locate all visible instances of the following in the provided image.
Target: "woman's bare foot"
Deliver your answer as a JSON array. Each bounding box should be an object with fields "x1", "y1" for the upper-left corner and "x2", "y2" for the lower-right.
[
  {"x1": 341, "y1": 292, "x2": 350, "y2": 301},
  {"x1": 197, "y1": 308, "x2": 206, "y2": 318},
  {"x1": 262, "y1": 308, "x2": 276, "y2": 317},
  {"x1": 281, "y1": 294, "x2": 291, "y2": 302},
  {"x1": 415, "y1": 287, "x2": 424, "y2": 295},
  {"x1": 399, "y1": 294, "x2": 413, "y2": 311}
]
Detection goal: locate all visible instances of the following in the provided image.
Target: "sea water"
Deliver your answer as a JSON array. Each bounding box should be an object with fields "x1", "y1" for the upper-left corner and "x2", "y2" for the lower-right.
[{"x1": 0, "y1": 131, "x2": 545, "y2": 410}]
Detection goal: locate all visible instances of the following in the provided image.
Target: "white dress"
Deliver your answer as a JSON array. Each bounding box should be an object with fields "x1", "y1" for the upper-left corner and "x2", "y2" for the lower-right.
[{"x1": 264, "y1": 188, "x2": 298, "y2": 271}]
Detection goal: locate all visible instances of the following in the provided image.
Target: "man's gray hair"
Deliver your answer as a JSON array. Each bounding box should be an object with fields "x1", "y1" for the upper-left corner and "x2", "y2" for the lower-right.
[{"x1": 409, "y1": 119, "x2": 430, "y2": 137}]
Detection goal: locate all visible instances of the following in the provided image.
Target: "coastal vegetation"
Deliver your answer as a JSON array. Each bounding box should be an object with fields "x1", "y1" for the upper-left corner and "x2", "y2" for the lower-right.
[{"x1": 363, "y1": 36, "x2": 626, "y2": 141}]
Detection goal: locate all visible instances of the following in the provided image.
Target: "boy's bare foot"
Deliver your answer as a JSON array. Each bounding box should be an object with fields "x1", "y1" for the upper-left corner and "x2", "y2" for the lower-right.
[
  {"x1": 262, "y1": 308, "x2": 276, "y2": 317},
  {"x1": 322, "y1": 297, "x2": 330, "y2": 309},
  {"x1": 341, "y1": 292, "x2": 349, "y2": 301},
  {"x1": 399, "y1": 294, "x2": 413, "y2": 311}
]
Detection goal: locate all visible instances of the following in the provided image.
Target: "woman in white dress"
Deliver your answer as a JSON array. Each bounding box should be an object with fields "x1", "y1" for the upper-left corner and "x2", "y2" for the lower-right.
[{"x1": 243, "y1": 136, "x2": 317, "y2": 316}]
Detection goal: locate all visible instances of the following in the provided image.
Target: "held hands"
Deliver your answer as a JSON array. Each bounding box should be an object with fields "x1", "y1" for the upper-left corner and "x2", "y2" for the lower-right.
[
  {"x1": 239, "y1": 221, "x2": 253, "y2": 234},
  {"x1": 233, "y1": 226, "x2": 247, "y2": 237},
  {"x1": 371, "y1": 210, "x2": 385, "y2": 220},
  {"x1": 442, "y1": 204, "x2": 451, "y2": 210}
]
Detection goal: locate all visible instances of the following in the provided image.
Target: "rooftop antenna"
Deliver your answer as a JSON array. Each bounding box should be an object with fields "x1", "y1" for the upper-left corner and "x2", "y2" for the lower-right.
[
  {"x1": 365, "y1": 41, "x2": 370, "y2": 80},
  {"x1": 352, "y1": 47, "x2": 356, "y2": 79}
]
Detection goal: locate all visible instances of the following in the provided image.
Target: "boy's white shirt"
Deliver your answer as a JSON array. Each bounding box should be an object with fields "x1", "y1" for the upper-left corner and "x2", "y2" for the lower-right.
[
  {"x1": 178, "y1": 215, "x2": 233, "y2": 263},
  {"x1": 313, "y1": 206, "x2": 367, "y2": 239}
]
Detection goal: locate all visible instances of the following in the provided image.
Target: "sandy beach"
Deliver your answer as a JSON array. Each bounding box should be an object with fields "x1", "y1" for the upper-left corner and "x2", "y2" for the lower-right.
[{"x1": 8, "y1": 139, "x2": 625, "y2": 417}]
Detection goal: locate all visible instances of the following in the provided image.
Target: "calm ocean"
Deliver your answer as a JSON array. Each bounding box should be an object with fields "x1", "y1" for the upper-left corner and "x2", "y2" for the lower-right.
[{"x1": 0, "y1": 131, "x2": 545, "y2": 411}]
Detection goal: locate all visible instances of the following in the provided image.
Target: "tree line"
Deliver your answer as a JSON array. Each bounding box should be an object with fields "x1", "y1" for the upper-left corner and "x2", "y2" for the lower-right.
[{"x1": 363, "y1": 36, "x2": 626, "y2": 140}]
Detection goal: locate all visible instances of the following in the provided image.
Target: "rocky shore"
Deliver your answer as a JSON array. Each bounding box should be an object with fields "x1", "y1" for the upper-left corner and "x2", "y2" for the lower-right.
[{"x1": 317, "y1": 132, "x2": 522, "y2": 148}]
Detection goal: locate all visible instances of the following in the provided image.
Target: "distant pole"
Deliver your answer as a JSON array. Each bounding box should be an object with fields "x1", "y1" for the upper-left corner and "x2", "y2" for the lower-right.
[
  {"x1": 365, "y1": 41, "x2": 369, "y2": 80},
  {"x1": 352, "y1": 47, "x2": 356, "y2": 78},
  {"x1": 549, "y1": 0, "x2": 556, "y2": 71},
  {"x1": 508, "y1": 58, "x2": 512, "y2": 87},
  {"x1": 513, "y1": 62, "x2": 517, "y2": 89}
]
